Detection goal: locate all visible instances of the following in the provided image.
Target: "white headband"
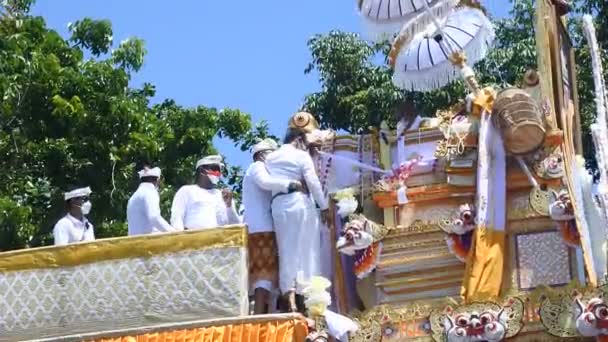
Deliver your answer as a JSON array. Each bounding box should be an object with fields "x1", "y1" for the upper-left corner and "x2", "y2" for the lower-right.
[
  {"x1": 64, "y1": 187, "x2": 92, "y2": 201},
  {"x1": 138, "y1": 167, "x2": 161, "y2": 178},
  {"x1": 252, "y1": 138, "x2": 278, "y2": 155},
  {"x1": 196, "y1": 155, "x2": 224, "y2": 170}
]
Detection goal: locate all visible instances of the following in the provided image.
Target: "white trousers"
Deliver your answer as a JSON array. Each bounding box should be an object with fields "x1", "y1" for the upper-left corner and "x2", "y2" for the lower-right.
[{"x1": 271, "y1": 192, "x2": 322, "y2": 294}]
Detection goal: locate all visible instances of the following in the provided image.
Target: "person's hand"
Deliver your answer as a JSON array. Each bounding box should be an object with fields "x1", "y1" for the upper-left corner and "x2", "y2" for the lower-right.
[
  {"x1": 320, "y1": 209, "x2": 330, "y2": 225},
  {"x1": 222, "y1": 188, "x2": 233, "y2": 207},
  {"x1": 288, "y1": 181, "x2": 309, "y2": 194}
]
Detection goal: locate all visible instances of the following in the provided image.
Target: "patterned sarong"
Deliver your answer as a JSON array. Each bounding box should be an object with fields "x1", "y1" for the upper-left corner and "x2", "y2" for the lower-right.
[{"x1": 248, "y1": 232, "x2": 279, "y2": 289}]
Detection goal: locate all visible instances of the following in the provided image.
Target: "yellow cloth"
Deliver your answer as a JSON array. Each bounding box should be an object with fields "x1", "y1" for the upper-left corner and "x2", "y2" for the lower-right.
[
  {"x1": 89, "y1": 318, "x2": 309, "y2": 342},
  {"x1": 460, "y1": 110, "x2": 507, "y2": 302},
  {"x1": 460, "y1": 227, "x2": 506, "y2": 301}
]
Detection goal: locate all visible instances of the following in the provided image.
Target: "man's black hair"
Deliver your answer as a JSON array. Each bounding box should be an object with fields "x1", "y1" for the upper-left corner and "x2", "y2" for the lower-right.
[
  {"x1": 283, "y1": 127, "x2": 307, "y2": 144},
  {"x1": 394, "y1": 100, "x2": 418, "y2": 119},
  {"x1": 393, "y1": 99, "x2": 419, "y2": 132},
  {"x1": 140, "y1": 176, "x2": 158, "y2": 183}
]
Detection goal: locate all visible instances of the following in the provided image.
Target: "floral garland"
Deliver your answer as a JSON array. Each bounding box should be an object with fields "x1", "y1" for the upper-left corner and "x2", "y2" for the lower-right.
[
  {"x1": 334, "y1": 187, "x2": 359, "y2": 218},
  {"x1": 372, "y1": 157, "x2": 422, "y2": 192}
]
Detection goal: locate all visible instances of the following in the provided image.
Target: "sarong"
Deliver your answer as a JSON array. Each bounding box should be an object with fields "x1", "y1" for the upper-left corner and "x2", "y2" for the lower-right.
[{"x1": 248, "y1": 232, "x2": 279, "y2": 291}]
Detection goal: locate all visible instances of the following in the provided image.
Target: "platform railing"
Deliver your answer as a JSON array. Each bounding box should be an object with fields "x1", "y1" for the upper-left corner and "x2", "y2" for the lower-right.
[{"x1": 0, "y1": 225, "x2": 249, "y2": 341}]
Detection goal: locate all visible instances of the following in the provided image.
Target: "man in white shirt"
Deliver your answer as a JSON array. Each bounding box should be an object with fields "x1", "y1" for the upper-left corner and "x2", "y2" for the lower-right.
[
  {"x1": 170, "y1": 155, "x2": 240, "y2": 230},
  {"x1": 243, "y1": 138, "x2": 303, "y2": 314},
  {"x1": 53, "y1": 186, "x2": 95, "y2": 245},
  {"x1": 127, "y1": 166, "x2": 174, "y2": 236},
  {"x1": 264, "y1": 121, "x2": 329, "y2": 312}
]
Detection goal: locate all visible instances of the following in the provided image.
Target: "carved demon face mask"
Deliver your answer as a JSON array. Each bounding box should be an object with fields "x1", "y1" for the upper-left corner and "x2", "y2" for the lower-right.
[
  {"x1": 336, "y1": 217, "x2": 374, "y2": 256},
  {"x1": 575, "y1": 297, "x2": 608, "y2": 337},
  {"x1": 549, "y1": 189, "x2": 575, "y2": 221},
  {"x1": 543, "y1": 154, "x2": 564, "y2": 178},
  {"x1": 444, "y1": 309, "x2": 508, "y2": 342},
  {"x1": 442, "y1": 203, "x2": 476, "y2": 236}
]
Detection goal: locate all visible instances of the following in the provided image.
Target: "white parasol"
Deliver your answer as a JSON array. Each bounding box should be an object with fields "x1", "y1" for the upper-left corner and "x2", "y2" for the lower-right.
[
  {"x1": 357, "y1": 0, "x2": 458, "y2": 42},
  {"x1": 391, "y1": 7, "x2": 495, "y2": 92}
]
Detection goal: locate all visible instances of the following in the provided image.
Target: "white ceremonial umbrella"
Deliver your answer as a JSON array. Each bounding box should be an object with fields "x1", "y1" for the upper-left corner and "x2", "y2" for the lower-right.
[
  {"x1": 357, "y1": 0, "x2": 458, "y2": 42},
  {"x1": 391, "y1": 7, "x2": 495, "y2": 92}
]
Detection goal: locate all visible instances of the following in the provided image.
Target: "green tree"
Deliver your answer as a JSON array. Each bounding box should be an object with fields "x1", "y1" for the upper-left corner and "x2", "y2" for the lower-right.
[
  {"x1": 301, "y1": 0, "x2": 607, "y2": 172},
  {"x1": 0, "y1": 0, "x2": 269, "y2": 250}
]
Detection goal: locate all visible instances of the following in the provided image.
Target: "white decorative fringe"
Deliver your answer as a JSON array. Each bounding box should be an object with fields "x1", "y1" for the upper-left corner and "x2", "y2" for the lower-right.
[
  {"x1": 583, "y1": 15, "x2": 608, "y2": 130},
  {"x1": 572, "y1": 157, "x2": 607, "y2": 283},
  {"x1": 392, "y1": 7, "x2": 496, "y2": 92},
  {"x1": 578, "y1": 159, "x2": 608, "y2": 282},
  {"x1": 582, "y1": 14, "x2": 608, "y2": 240},
  {"x1": 358, "y1": 0, "x2": 457, "y2": 43}
]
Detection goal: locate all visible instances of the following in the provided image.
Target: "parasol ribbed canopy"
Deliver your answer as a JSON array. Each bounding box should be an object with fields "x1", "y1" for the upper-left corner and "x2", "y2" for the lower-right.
[
  {"x1": 391, "y1": 7, "x2": 495, "y2": 91},
  {"x1": 357, "y1": 0, "x2": 457, "y2": 42}
]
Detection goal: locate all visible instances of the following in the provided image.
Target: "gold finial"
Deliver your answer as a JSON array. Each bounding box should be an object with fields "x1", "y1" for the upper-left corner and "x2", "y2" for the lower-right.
[{"x1": 448, "y1": 51, "x2": 467, "y2": 67}]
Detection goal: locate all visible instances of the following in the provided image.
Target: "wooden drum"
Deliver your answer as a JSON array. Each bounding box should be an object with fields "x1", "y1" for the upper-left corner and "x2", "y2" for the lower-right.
[{"x1": 492, "y1": 87, "x2": 546, "y2": 155}]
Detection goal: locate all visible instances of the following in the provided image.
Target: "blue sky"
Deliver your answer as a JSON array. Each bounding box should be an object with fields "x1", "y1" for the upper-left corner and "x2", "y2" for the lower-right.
[{"x1": 33, "y1": 0, "x2": 509, "y2": 170}]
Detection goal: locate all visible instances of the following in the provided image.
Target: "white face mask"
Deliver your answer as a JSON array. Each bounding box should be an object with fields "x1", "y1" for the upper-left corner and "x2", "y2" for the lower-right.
[
  {"x1": 208, "y1": 175, "x2": 220, "y2": 185},
  {"x1": 80, "y1": 201, "x2": 92, "y2": 215}
]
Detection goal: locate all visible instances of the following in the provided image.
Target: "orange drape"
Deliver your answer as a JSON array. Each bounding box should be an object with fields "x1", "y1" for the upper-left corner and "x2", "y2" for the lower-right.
[{"x1": 89, "y1": 319, "x2": 308, "y2": 342}]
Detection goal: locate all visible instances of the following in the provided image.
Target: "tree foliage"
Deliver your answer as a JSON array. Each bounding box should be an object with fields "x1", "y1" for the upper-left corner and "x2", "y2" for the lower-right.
[
  {"x1": 0, "y1": 0, "x2": 269, "y2": 250},
  {"x1": 301, "y1": 0, "x2": 607, "y2": 173},
  {"x1": 3, "y1": 0, "x2": 607, "y2": 252}
]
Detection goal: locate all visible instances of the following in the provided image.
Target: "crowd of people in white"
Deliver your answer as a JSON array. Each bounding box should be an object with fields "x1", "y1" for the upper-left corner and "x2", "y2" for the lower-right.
[{"x1": 52, "y1": 112, "x2": 330, "y2": 314}]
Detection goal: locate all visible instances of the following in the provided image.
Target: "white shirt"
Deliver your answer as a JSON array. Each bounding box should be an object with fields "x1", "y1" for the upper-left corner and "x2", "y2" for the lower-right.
[
  {"x1": 170, "y1": 185, "x2": 240, "y2": 230},
  {"x1": 242, "y1": 161, "x2": 290, "y2": 233},
  {"x1": 127, "y1": 183, "x2": 173, "y2": 236},
  {"x1": 265, "y1": 144, "x2": 328, "y2": 210},
  {"x1": 53, "y1": 214, "x2": 95, "y2": 246}
]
